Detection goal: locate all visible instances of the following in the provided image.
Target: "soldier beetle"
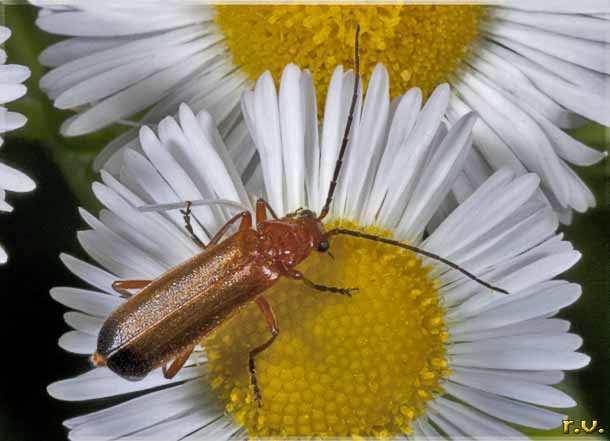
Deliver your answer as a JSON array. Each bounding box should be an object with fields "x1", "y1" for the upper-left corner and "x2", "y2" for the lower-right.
[{"x1": 91, "y1": 26, "x2": 507, "y2": 403}]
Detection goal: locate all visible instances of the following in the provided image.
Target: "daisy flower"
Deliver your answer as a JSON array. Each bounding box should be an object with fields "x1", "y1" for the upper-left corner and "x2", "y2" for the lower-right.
[
  {"x1": 33, "y1": 2, "x2": 609, "y2": 222},
  {"x1": 0, "y1": 25, "x2": 35, "y2": 263},
  {"x1": 49, "y1": 64, "x2": 589, "y2": 439}
]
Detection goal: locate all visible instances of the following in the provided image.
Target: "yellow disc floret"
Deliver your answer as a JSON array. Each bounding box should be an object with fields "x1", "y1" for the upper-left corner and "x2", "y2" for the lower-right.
[
  {"x1": 204, "y1": 221, "x2": 449, "y2": 438},
  {"x1": 214, "y1": 5, "x2": 483, "y2": 100}
]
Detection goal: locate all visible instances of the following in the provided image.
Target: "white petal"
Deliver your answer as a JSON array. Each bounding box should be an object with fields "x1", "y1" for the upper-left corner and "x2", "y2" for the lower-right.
[
  {"x1": 301, "y1": 71, "x2": 321, "y2": 212},
  {"x1": 363, "y1": 87, "x2": 422, "y2": 224},
  {"x1": 246, "y1": 71, "x2": 285, "y2": 214},
  {"x1": 0, "y1": 64, "x2": 30, "y2": 84},
  {"x1": 318, "y1": 66, "x2": 356, "y2": 217},
  {"x1": 60, "y1": 253, "x2": 117, "y2": 295},
  {"x1": 139, "y1": 124, "x2": 217, "y2": 235},
  {"x1": 61, "y1": 54, "x2": 212, "y2": 136},
  {"x1": 0, "y1": 84, "x2": 26, "y2": 105},
  {"x1": 0, "y1": 161, "x2": 36, "y2": 192},
  {"x1": 449, "y1": 368, "x2": 576, "y2": 408},
  {"x1": 430, "y1": 397, "x2": 527, "y2": 439},
  {"x1": 487, "y1": 39, "x2": 610, "y2": 126},
  {"x1": 341, "y1": 63, "x2": 389, "y2": 219},
  {"x1": 443, "y1": 382, "x2": 567, "y2": 430},
  {"x1": 50, "y1": 287, "x2": 123, "y2": 318},
  {"x1": 451, "y1": 348, "x2": 590, "y2": 370},
  {"x1": 396, "y1": 112, "x2": 476, "y2": 240},
  {"x1": 377, "y1": 84, "x2": 450, "y2": 228},
  {"x1": 36, "y1": 8, "x2": 213, "y2": 37},
  {"x1": 279, "y1": 64, "x2": 306, "y2": 212},
  {"x1": 451, "y1": 318, "x2": 570, "y2": 341},
  {"x1": 489, "y1": 7, "x2": 610, "y2": 42},
  {"x1": 48, "y1": 366, "x2": 203, "y2": 401},
  {"x1": 54, "y1": 37, "x2": 219, "y2": 109},
  {"x1": 65, "y1": 380, "x2": 209, "y2": 438},
  {"x1": 64, "y1": 312, "x2": 103, "y2": 336},
  {"x1": 455, "y1": 70, "x2": 571, "y2": 207},
  {"x1": 484, "y1": 20, "x2": 610, "y2": 73},
  {"x1": 500, "y1": 1, "x2": 610, "y2": 14},
  {"x1": 59, "y1": 330, "x2": 96, "y2": 354},
  {"x1": 448, "y1": 333, "x2": 582, "y2": 354},
  {"x1": 448, "y1": 281, "x2": 579, "y2": 332}
]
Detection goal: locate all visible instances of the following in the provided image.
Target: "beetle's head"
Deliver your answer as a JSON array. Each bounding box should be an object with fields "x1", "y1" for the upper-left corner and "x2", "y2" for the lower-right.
[{"x1": 292, "y1": 208, "x2": 330, "y2": 254}]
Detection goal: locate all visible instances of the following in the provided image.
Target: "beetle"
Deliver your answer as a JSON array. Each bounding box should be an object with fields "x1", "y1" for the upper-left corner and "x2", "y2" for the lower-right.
[{"x1": 90, "y1": 26, "x2": 507, "y2": 403}]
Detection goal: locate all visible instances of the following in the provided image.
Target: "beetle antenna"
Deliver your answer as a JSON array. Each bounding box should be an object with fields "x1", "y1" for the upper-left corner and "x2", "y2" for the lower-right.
[
  {"x1": 328, "y1": 228, "x2": 509, "y2": 295},
  {"x1": 318, "y1": 24, "x2": 360, "y2": 221},
  {"x1": 138, "y1": 199, "x2": 248, "y2": 213}
]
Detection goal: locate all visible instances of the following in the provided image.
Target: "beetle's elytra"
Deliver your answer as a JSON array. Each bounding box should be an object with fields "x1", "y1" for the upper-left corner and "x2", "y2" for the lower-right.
[{"x1": 91, "y1": 26, "x2": 506, "y2": 403}]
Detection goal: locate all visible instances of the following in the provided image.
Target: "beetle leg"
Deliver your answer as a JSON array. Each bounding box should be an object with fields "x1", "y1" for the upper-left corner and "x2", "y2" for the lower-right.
[
  {"x1": 162, "y1": 344, "x2": 195, "y2": 380},
  {"x1": 256, "y1": 198, "x2": 278, "y2": 224},
  {"x1": 287, "y1": 269, "x2": 358, "y2": 297},
  {"x1": 181, "y1": 201, "x2": 206, "y2": 249},
  {"x1": 249, "y1": 296, "x2": 279, "y2": 405},
  {"x1": 207, "y1": 211, "x2": 252, "y2": 248},
  {"x1": 112, "y1": 279, "x2": 151, "y2": 298}
]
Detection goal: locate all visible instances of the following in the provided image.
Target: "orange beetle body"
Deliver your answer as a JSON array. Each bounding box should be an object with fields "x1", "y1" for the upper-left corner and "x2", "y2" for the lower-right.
[{"x1": 94, "y1": 208, "x2": 329, "y2": 381}]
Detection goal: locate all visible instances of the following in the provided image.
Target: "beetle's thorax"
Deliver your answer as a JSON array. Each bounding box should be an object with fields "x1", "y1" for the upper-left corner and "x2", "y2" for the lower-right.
[{"x1": 256, "y1": 214, "x2": 326, "y2": 271}]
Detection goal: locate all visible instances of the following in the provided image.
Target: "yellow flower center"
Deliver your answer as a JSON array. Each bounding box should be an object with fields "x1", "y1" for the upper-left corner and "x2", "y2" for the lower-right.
[
  {"x1": 204, "y1": 221, "x2": 449, "y2": 438},
  {"x1": 214, "y1": 5, "x2": 483, "y2": 100}
]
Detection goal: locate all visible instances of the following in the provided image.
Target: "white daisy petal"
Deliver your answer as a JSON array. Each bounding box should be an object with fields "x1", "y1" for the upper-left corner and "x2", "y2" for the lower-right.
[
  {"x1": 181, "y1": 417, "x2": 238, "y2": 441},
  {"x1": 318, "y1": 66, "x2": 356, "y2": 215},
  {"x1": 483, "y1": 20, "x2": 610, "y2": 74},
  {"x1": 452, "y1": 367, "x2": 565, "y2": 386},
  {"x1": 60, "y1": 253, "x2": 118, "y2": 295},
  {"x1": 377, "y1": 84, "x2": 450, "y2": 229},
  {"x1": 487, "y1": 7, "x2": 610, "y2": 42},
  {"x1": 35, "y1": 7, "x2": 213, "y2": 37},
  {"x1": 45, "y1": 48, "x2": 589, "y2": 438},
  {"x1": 122, "y1": 406, "x2": 223, "y2": 441},
  {"x1": 246, "y1": 71, "x2": 284, "y2": 213},
  {"x1": 48, "y1": 367, "x2": 203, "y2": 401},
  {"x1": 486, "y1": 39, "x2": 610, "y2": 127},
  {"x1": 363, "y1": 87, "x2": 422, "y2": 224},
  {"x1": 59, "y1": 330, "x2": 97, "y2": 355},
  {"x1": 455, "y1": 71, "x2": 571, "y2": 208},
  {"x1": 443, "y1": 382, "x2": 567, "y2": 430},
  {"x1": 449, "y1": 368, "x2": 576, "y2": 408},
  {"x1": 0, "y1": 161, "x2": 36, "y2": 192},
  {"x1": 415, "y1": 418, "x2": 443, "y2": 439},
  {"x1": 449, "y1": 333, "x2": 582, "y2": 355},
  {"x1": 451, "y1": 318, "x2": 570, "y2": 342},
  {"x1": 427, "y1": 412, "x2": 468, "y2": 439},
  {"x1": 301, "y1": 71, "x2": 321, "y2": 212},
  {"x1": 502, "y1": 1, "x2": 610, "y2": 14},
  {"x1": 65, "y1": 380, "x2": 209, "y2": 436},
  {"x1": 64, "y1": 312, "x2": 104, "y2": 336},
  {"x1": 430, "y1": 397, "x2": 527, "y2": 439},
  {"x1": 50, "y1": 287, "x2": 124, "y2": 318},
  {"x1": 279, "y1": 64, "x2": 306, "y2": 212},
  {"x1": 451, "y1": 349, "x2": 590, "y2": 371},
  {"x1": 341, "y1": 63, "x2": 389, "y2": 219},
  {"x1": 396, "y1": 112, "x2": 476, "y2": 240}
]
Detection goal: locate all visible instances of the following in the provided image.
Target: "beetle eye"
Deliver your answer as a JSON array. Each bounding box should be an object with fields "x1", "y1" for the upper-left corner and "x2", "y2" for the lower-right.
[{"x1": 317, "y1": 240, "x2": 329, "y2": 252}]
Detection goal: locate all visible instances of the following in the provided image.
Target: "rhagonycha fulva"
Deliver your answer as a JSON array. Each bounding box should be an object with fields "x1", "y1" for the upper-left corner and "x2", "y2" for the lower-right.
[{"x1": 91, "y1": 25, "x2": 507, "y2": 404}]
